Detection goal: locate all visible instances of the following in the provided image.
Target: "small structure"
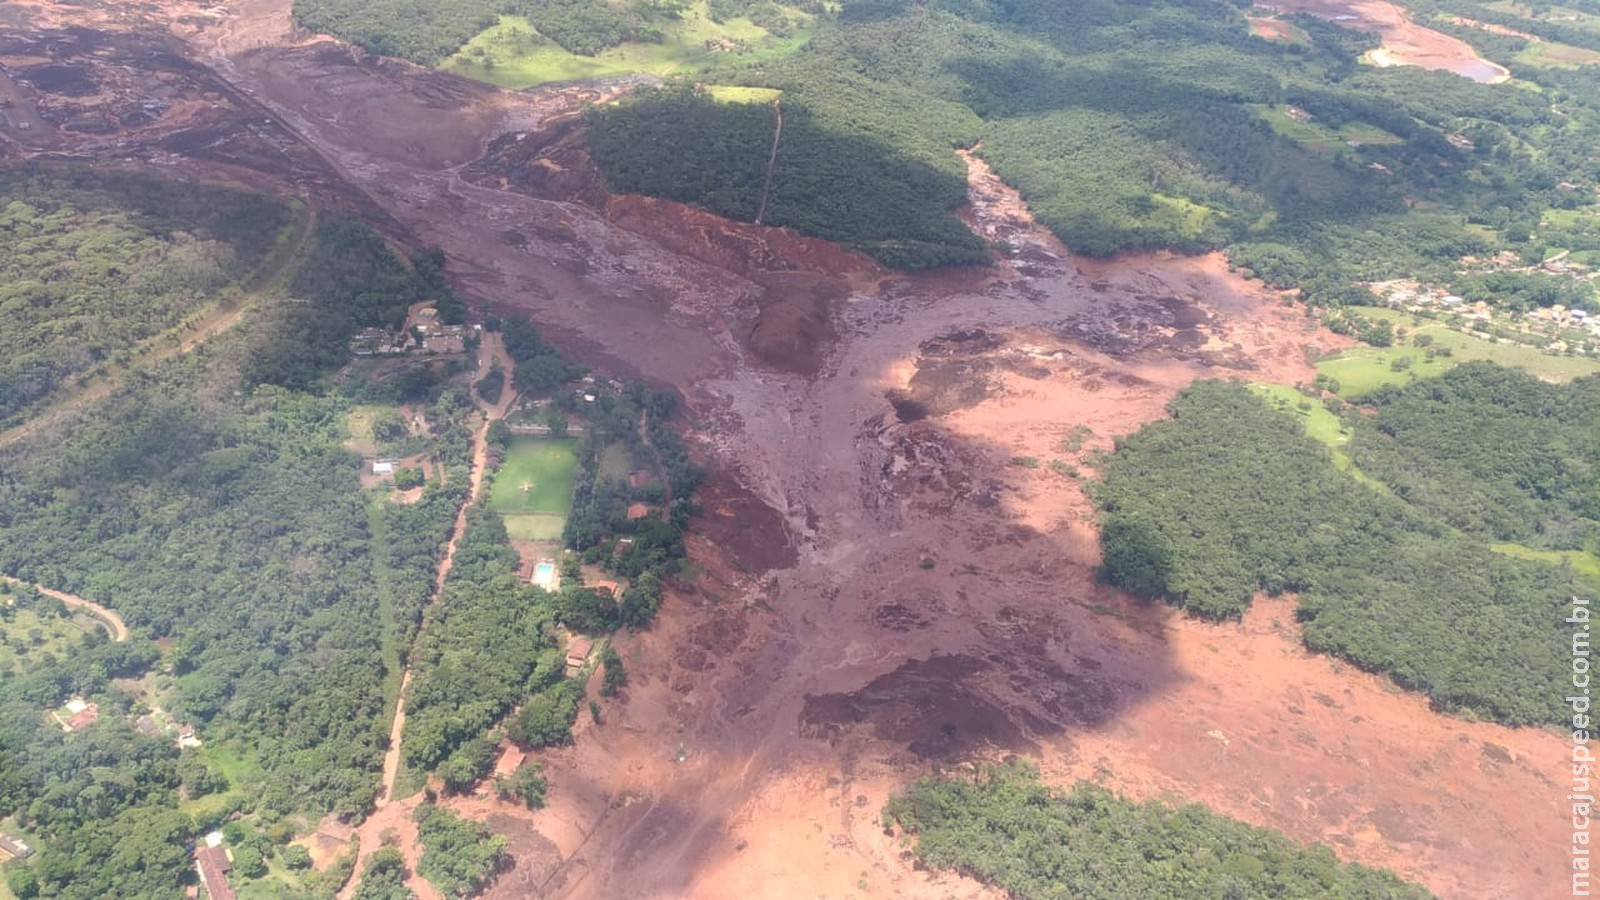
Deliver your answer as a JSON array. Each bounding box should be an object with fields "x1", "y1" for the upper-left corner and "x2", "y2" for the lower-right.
[
  {"x1": 627, "y1": 470, "x2": 652, "y2": 490},
  {"x1": 177, "y1": 725, "x2": 202, "y2": 749},
  {"x1": 0, "y1": 834, "x2": 33, "y2": 860},
  {"x1": 195, "y1": 843, "x2": 236, "y2": 900},
  {"x1": 613, "y1": 537, "x2": 635, "y2": 557},
  {"x1": 371, "y1": 461, "x2": 395, "y2": 477},
  {"x1": 61, "y1": 701, "x2": 98, "y2": 733},
  {"x1": 592, "y1": 581, "x2": 620, "y2": 599},
  {"x1": 626, "y1": 503, "x2": 651, "y2": 521},
  {"x1": 564, "y1": 636, "x2": 593, "y2": 675}
]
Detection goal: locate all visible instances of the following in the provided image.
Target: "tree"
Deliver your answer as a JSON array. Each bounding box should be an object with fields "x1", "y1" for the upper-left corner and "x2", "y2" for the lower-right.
[{"x1": 494, "y1": 762, "x2": 548, "y2": 810}]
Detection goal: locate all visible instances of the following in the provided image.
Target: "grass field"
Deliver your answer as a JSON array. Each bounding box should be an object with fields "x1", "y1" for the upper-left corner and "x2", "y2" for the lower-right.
[
  {"x1": 1257, "y1": 106, "x2": 1404, "y2": 153},
  {"x1": 1492, "y1": 542, "x2": 1600, "y2": 582},
  {"x1": 442, "y1": 2, "x2": 815, "y2": 89},
  {"x1": 1317, "y1": 308, "x2": 1600, "y2": 397},
  {"x1": 706, "y1": 84, "x2": 784, "y2": 104},
  {"x1": 489, "y1": 438, "x2": 579, "y2": 516},
  {"x1": 501, "y1": 514, "x2": 568, "y2": 541},
  {"x1": 0, "y1": 608, "x2": 95, "y2": 675}
]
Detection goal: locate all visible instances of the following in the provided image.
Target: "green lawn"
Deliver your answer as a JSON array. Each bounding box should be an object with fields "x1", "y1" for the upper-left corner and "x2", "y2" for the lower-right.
[
  {"x1": 489, "y1": 438, "x2": 579, "y2": 517},
  {"x1": 442, "y1": 2, "x2": 815, "y2": 89},
  {"x1": 1318, "y1": 308, "x2": 1600, "y2": 397},
  {"x1": 501, "y1": 514, "x2": 568, "y2": 541}
]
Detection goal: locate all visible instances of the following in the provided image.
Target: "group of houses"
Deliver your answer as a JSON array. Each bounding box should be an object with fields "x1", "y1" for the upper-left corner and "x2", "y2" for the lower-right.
[{"x1": 350, "y1": 305, "x2": 473, "y2": 357}]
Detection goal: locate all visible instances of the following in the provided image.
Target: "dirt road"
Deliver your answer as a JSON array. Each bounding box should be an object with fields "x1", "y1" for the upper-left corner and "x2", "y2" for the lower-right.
[
  {"x1": 339, "y1": 330, "x2": 515, "y2": 899},
  {"x1": 0, "y1": 575, "x2": 129, "y2": 642}
]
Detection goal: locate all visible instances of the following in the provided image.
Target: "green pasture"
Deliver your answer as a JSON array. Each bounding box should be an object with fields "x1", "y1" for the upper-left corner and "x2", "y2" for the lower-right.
[
  {"x1": 442, "y1": 3, "x2": 814, "y2": 89},
  {"x1": 1317, "y1": 308, "x2": 1600, "y2": 397},
  {"x1": 1257, "y1": 106, "x2": 1404, "y2": 153}
]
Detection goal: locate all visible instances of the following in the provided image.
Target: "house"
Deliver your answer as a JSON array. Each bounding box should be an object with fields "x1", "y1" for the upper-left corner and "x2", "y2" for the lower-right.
[
  {"x1": 592, "y1": 581, "x2": 620, "y2": 599},
  {"x1": 372, "y1": 461, "x2": 395, "y2": 476},
  {"x1": 62, "y1": 702, "x2": 98, "y2": 733},
  {"x1": 564, "y1": 636, "x2": 593, "y2": 673},
  {"x1": 177, "y1": 725, "x2": 202, "y2": 749},
  {"x1": 0, "y1": 834, "x2": 33, "y2": 860},
  {"x1": 195, "y1": 844, "x2": 236, "y2": 900},
  {"x1": 613, "y1": 537, "x2": 635, "y2": 557},
  {"x1": 626, "y1": 503, "x2": 651, "y2": 521}
]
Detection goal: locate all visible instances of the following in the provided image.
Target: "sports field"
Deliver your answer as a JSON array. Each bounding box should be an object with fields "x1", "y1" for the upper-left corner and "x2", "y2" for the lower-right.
[{"x1": 489, "y1": 438, "x2": 579, "y2": 515}]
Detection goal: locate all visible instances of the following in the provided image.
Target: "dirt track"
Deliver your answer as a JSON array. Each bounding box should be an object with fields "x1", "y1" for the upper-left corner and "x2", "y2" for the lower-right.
[
  {"x1": 0, "y1": 1, "x2": 1574, "y2": 897},
  {"x1": 0, "y1": 574, "x2": 128, "y2": 642}
]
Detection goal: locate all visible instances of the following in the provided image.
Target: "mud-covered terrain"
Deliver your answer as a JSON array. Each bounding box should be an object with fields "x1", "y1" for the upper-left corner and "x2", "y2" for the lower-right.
[{"x1": 0, "y1": 1, "x2": 1571, "y2": 897}]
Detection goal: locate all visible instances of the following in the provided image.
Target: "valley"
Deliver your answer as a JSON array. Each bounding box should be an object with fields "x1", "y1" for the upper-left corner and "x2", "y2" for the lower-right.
[{"x1": 0, "y1": 0, "x2": 1590, "y2": 898}]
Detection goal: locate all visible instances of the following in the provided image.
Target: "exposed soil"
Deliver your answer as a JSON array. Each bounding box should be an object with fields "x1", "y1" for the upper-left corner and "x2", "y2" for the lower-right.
[
  {"x1": 1265, "y1": 0, "x2": 1512, "y2": 81},
  {"x1": 0, "y1": 2, "x2": 1574, "y2": 898}
]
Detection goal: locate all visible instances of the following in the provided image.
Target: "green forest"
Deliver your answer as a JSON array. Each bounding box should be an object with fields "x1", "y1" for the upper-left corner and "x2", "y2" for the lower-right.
[
  {"x1": 0, "y1": 170, "x2": 476, "y2": 897},
  {"x1": 1094, "y1": 368, "x2": 1598, "y2": 726},
  {"x1": 0, "y1": 164, "x2": 296, "y2": 427},
  {"x1": 885, "y1": 761, "x2": 1431, "y2": 899},
  {"x1": 581, "y1": 0, "x2": 1599, "y2": 294}
]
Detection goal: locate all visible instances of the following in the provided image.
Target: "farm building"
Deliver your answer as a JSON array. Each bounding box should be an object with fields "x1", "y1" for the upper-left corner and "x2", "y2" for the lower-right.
[{"x1": 195, "y1": 844, "x2": 236, "y2": 900}]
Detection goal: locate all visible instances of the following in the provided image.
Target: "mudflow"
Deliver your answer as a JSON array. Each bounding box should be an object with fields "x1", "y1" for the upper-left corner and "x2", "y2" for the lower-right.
[{"x1": 0, "y1": 0, "x2": 1571, "y2": 897}]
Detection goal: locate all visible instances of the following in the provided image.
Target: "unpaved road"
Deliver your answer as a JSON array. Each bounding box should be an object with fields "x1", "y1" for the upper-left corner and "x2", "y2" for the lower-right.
[
  {"x1": 0, "y1": 1, "x2": 1573, "y2": 897},
  {"x1": 339, "y1": 330, "x2": 515, "y2": 900},
  {"x1": 0, "y1": 575, "x2": 129, "y2": 642}
]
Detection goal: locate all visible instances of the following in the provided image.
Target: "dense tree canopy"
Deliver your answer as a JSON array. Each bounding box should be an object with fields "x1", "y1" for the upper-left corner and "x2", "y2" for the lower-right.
[
  {"x1": 885, "y1": 761, "x2": 1432, "y2": 899},
  {"x1": 1095, "y1": 374, "x2": 1597, "y2": 726}
]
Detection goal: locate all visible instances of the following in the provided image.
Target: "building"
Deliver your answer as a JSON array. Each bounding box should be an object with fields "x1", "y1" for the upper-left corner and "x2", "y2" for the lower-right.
[
  {"x1": 372, "y1": 461, "x2": 395, "y2": 476},
  {"x1": 61, "y1": 701, "x2": 98, "y2": 733},
  {"x1": 627, "y1": 470, "x2": 652, "y2": 490},
  {"x1": 195, "y1": 844, "x2": 236, "y2": 900},
  {"x1": 564, "y1": 636, "x2": 593, "y2": 674},
  {"x1": 592, "y1": 581, "x2": 620, "y2": 599},
  {"x1": 0, "y1": 834, "x2": 33, "y2": 860},
  {"x1": 626, "y1": 503, "x2": 651, "y2": 521}
]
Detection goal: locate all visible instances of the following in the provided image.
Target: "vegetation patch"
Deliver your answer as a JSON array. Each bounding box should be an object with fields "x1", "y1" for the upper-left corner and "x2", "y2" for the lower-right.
[
  {"x1": 0, "y1": 163, "x2": 295, "y2": 427},
  {"x1": 885, "y1": 761, "x2": 1432, "y2": 899},
  {"x1": 1095, "y1": 373, "x2": 1597, "y2": 726},
  {"x1": 1316, "y1": 308, "x2": 1600, "y2": 397}
]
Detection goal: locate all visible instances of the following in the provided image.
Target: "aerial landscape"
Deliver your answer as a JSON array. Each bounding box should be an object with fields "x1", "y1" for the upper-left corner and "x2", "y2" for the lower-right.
[{"x1": 0, "y1": 0, "x2": 1597, "y2": 897}]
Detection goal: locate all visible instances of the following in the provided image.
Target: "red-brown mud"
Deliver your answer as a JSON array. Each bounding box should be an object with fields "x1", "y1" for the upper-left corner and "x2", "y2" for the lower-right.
[{"x1": 0, "y1": 1, "x2": 1571, "y2": 897}]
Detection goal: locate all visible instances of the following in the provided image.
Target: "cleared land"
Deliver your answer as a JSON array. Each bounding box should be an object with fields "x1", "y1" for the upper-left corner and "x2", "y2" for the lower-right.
[
  {"x1": 442, "y1": 3, "x2": 814, "y2": 89},
  {"x1": 1317, "y1": 307, "x2": 1600, "y2": 396}
]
